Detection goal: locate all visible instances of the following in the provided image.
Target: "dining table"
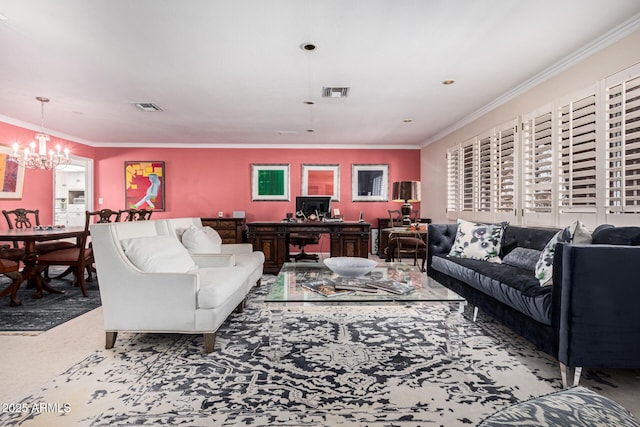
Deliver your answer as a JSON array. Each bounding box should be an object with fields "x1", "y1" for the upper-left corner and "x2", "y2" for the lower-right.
[{"x1": 0, "y1": 226, "x2": 85, "y2": 301}]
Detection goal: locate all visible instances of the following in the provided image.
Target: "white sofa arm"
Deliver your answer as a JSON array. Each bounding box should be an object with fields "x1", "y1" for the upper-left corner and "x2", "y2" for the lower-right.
[
  {"x1": 221, "y1": 243, "x2": 254, "y2": 255},
  {"x1": 99, "y1": 270, "x2": 201, "y2": 331},
  {"x1": 191, "y1": 253, "x2": 236, "y2": 268}
]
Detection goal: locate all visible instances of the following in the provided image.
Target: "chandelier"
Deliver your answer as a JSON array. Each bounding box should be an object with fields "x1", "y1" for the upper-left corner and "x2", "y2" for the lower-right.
[{"x1": 10, "y1": 96, "x2": 70, "y2": 170}]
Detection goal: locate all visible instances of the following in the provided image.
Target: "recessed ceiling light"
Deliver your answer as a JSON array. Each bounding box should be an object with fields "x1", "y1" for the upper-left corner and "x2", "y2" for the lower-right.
[
  {"x1": 300, "y1": 42, "x2": 317, "y2": 51},
  {"x1": 403, "y1": 119, "x2": 413, "y2": 123},
  {"x1": 304, "y1": 100, "x2": 316, "y2": 105},
  {"x1": 306, "y1": 129, "x2": 315, "y2": 133},
  {"x1": 442, "y1": 79, "x2": 455, "y2": 85}
]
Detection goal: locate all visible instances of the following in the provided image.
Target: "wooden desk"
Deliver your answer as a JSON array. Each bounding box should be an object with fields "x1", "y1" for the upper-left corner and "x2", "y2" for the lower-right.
[
  {"x1": 0, "y1": 227, "x2": 85, "y2": 300},
  {"x1": 247, "y1": 221, "x2": 371, "y2": 274}
]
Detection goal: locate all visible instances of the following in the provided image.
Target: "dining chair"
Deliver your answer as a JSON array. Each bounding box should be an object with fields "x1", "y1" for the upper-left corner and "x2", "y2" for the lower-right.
[
  {"x1": 2, "y1": 208, "x2": 77, "y2": 252},
  {"x1": 0, "y1": 249, "x2": 23, "y2": 306},
  {"x1": 2, "y1": 208, "x2": 77, "y2": 280},
  {"x1": 119, "y1": 208, "x2": 153, "y2": 221},
  {"x1": 385, "y1": 209, "x2": 426, "y2": 270},
  {"x1": 0, "y1": 259, "x2": 22, "y2": 307},
  {"x1": 35, "y1": 211, "x2": 93, "y2": 297}
]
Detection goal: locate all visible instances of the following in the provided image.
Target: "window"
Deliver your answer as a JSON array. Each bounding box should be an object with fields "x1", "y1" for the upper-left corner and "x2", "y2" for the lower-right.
[
  {"x1": 605, "y1": 70, "x2": 640, "y2": 215},
  {"x1": 494, "y1": 121, "x2": 517, "y2": 215},
  {"x1": 446, "y1": 146, "x2": 461, "y2": 215},
  {"x1": 523, "y1": 109, "x2": 554, "y2": 216},
  {"x1": 558, "y1": 93, "x2": 597, "y2": 213},
  {"x1": 445, "y1": 63, "x2": 640, "y2": 227}
]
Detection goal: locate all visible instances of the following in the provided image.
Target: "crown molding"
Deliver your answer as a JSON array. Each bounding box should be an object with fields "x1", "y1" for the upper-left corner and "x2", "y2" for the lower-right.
[{"x1": 421, "y1": 13, "x2": 640, "y2": 148}]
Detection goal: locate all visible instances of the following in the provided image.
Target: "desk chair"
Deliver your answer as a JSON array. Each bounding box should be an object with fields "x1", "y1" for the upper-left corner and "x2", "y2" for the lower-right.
[
  {"x1": 385, "y1": 209, "x2": 427, "y2": 271},
  {"x1": 289, "y1": 233, "x2": 320, "y2": 262}
]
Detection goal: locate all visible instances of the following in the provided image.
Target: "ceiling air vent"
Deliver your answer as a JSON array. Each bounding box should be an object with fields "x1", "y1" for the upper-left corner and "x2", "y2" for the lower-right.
[
  {"x1": 133, "y1": 102, "x2": 163, "y2": 112},
  {"x1": 322, "y1": 87, "x2": 350, "y2": 98}
]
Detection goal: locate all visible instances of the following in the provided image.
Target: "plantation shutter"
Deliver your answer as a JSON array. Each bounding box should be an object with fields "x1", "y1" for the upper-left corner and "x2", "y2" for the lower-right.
[
  {"x1": 605, "y1": 68, "x2": 640, "y2": 216},
  {"x1": 523, "y1": 107, "x2": 555, "y2": 224},
  {"x1": 461, "y1": 138, "x2": 476, "y2": 214},
  {"x1": 558, "y1": 92, "x2": 597, "y2": 213},
  {"x1": 477, "y1": 133, "x2": 492, "y2": 213},
  {"x1": 494, "y1": 120, "x2": 518, "y2": 222},
  {"x1": 446, "y1": 145, "x2": 461, "y2": 218}
]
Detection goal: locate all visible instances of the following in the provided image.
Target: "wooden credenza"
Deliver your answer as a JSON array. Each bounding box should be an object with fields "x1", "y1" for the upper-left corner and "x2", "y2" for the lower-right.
[
  {"x1": 247, "y1": 221, "x2": 371, "y2": 274},
  {"x1": 201, "y1": 217, "x2": 246, "y2": 244}
]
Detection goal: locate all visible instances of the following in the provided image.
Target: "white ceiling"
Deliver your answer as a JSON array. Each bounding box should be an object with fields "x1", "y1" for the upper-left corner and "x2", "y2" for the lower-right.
[{"x1": 1, "y1": 0, "x2": 640, "y2": 149}]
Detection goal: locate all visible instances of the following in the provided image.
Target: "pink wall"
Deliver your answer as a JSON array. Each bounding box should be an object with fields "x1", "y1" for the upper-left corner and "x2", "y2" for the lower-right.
[
  {"x1": 94, "y1": 147, "x2": 421, "y2": 224},
  {"x1": 2, "y1": 121, "x2": 421, "y2": 234}
]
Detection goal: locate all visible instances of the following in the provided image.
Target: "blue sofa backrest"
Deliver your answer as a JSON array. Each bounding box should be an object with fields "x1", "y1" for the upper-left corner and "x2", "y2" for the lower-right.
[
  {"x1": 592, "y1": 225, "x2": 640, "y2": 245},
  {"x1": 500, "y1": 226, "x2": 558, "y2": 257}
]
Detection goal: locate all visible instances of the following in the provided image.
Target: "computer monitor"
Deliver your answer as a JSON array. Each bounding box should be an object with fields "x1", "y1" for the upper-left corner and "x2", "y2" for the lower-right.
[{"x1": 296, "y1": 196, "x2": 331, "y2": 219}]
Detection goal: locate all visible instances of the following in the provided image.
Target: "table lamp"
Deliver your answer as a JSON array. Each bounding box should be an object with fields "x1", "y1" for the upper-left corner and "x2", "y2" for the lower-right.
[{"x1": 392, "y1": 181, "x2": 421, "y2": 226}]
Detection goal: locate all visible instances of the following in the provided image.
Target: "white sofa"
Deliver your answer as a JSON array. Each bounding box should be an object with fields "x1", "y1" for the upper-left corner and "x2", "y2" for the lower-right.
[{"x1": 89, "y1": 218, "x2": 264, "y2": 353}]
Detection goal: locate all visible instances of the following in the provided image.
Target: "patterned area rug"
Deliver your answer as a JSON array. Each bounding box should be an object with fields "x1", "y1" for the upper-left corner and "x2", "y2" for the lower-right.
[
  {"x1": 0, "y1": 268, "x2": 101, "y2": 332},
  {"x1": 0, "y1": 276, "x2": 559, "y2": 426}
]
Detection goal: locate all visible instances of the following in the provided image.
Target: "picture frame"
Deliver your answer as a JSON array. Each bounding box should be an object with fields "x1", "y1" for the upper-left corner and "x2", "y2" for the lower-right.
[
  {"x1": 124, "y1": 161, "x2": 165, "y2": 211},
  {"x1": 352, "y1": 164, "x2": 389, "y2": 202},
  {"x1": 0, "y1": 145, "x2": 25, "y2": 199},
  {"x1": 301, "y1": 164, "x2": 340, "y2": 201},
  {"x1": 252, "y1": 164, "x2": 290, "y2": 201}
]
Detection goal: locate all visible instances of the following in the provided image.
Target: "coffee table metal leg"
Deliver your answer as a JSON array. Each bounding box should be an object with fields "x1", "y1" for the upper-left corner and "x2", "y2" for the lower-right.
[
  {"x1": 445, "y1": 301, "x2": 466, "y2": 359},
  {"x1": 268, "y1": 306, "x2": 284, "y2": 361}
]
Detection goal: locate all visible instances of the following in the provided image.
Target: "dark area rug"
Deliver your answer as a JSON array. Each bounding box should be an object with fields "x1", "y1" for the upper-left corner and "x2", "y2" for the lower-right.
[{"x1": 0, "y1": 267, "x2": 101, "y2": 332}]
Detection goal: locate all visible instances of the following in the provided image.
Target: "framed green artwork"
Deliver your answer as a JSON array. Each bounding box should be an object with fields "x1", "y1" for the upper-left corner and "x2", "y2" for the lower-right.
[{"x1": 252, "y1": 164, "x2": 290, "y2": 201}]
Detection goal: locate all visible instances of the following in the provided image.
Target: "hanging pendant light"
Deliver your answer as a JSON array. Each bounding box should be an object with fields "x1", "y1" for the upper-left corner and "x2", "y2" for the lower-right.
[{"x1": 9, "y1": 96, "x2": 71, "y2": 170}]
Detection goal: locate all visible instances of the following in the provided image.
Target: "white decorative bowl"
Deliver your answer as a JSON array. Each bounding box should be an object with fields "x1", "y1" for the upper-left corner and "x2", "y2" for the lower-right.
[{"x1": 323, "y1": 257, "x2": 377, "y2": 278}]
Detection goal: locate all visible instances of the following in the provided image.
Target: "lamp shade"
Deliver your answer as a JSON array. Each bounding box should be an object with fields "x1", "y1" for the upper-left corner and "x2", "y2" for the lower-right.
[{"x1": 392, "y1": 181, "x2": 421, "y2": 202}]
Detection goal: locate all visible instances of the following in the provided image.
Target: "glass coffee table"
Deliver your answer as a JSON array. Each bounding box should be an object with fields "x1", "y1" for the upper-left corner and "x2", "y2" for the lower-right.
[{"x1": 264, "y1": 261, "x2": 466, "y2": 361}]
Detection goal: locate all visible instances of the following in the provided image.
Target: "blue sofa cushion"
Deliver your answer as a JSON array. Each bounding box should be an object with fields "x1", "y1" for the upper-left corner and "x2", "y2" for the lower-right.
[
  {"x1": 502, "y1": 247, "x2": 541, "y2": 272},
  {"x1": 431, "y1": 254, "x2": 552, "y2": 325}
]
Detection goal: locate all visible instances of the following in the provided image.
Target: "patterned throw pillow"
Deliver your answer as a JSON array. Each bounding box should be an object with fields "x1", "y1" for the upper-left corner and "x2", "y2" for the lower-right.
[
  {"x1": 448, "y1": 219, "x2": 507, "y2": 263},
  {"x1": 535, "y1": 220, "x2": 592, "y2": 286}
]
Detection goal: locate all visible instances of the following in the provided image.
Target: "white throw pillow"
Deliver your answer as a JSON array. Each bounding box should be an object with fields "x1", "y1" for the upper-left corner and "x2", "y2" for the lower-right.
[
  {"x1": 448, "y1": 219, "x2": 507, "y2": 263},
  {"x1": 535, "y1": 220, "x2": 592, "y2": 286},
  {"x1": 121, "y1": 235, "x2": 197, "y2": 273},
  {"x1": 181, "y1": 226, "x2": 223, "y2": 254}
]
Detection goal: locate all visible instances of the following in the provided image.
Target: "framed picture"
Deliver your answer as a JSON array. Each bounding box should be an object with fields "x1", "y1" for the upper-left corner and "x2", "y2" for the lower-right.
[
  {"x1": 0, "y1": 145, "x2": 25, "y2": 199},
  {"x1": 302, "y1": 164, "x2": 340, "y2": 201},
  {"x1": 352, "y1": 164, "x2": 389, "y2": 202},
  {"x1": 252, "y1": 164, "x2": 290, "y2": 201},
  {"x1": 125, "y1": 161, "x2": 165, "y2": 211}
]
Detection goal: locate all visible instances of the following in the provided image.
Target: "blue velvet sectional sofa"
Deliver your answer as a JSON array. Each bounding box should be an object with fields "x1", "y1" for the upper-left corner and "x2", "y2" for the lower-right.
[{"x1": 427, "y1": 223, "x2": 640, "y2": 387}]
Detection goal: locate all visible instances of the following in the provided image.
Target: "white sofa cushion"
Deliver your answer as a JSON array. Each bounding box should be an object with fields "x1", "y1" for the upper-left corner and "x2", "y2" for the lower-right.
[
  {"x1": 181, "y1": 225, "x2": 223, "y2": 254},
  {"x1": 196, "y1": 267, "x2": 248, "y2": 309},
  {"x1": 121, "y1": 235, "x2": 197, "y2": 273}
]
